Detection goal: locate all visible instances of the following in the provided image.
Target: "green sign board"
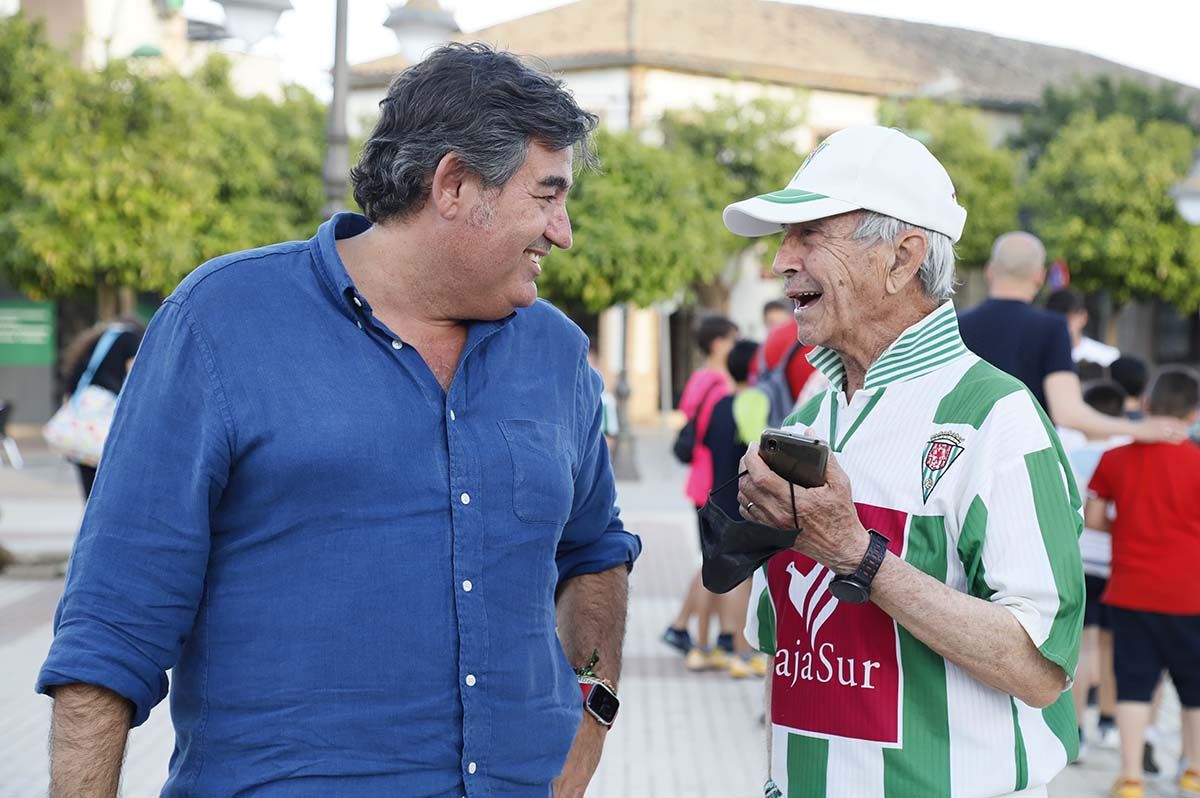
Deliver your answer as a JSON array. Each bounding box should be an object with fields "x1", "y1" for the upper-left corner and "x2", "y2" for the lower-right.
[{"x1": 0, "y1": 300, "x2": 56, "y2": 366}]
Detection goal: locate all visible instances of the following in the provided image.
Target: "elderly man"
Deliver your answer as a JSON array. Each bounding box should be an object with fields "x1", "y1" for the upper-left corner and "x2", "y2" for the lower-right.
[
  {"x1": 724, "y1": 126, "x2": 1083, "y2": 797},
  {"x1": 37, "y1": 44, "x2": 639, "y2": 798}
]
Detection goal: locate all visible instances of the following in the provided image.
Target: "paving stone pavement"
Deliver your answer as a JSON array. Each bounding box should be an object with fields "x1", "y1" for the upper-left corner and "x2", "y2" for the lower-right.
[{"x1": 0, "y1": 431, "x2": 1183, "y2": 796}]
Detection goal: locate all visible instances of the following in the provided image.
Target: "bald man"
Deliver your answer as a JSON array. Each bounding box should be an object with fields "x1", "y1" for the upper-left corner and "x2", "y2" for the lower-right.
[{"x1": 959, "y1": 232, "x2": 1185, "y2": 443}]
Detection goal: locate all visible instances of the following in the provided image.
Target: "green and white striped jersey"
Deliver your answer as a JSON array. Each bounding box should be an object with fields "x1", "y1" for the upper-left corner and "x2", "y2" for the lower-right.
[{"x1": 746, "y1": 301, "x2": 1084, "y2": 798}]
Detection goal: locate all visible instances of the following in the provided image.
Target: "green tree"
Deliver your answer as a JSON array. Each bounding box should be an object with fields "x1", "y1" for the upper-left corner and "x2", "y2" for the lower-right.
[
  {"x1": 537, "y1": 128, "x2": 732, "y2": 311},
  {"x1": 1022, "y1": 112, "x2": 1200, "y2": 310},
  {"x1": 1011, "y1": 75, "x2": 1197, "y2": 169},
  {"x1": 659, "y1": 94, "x2": 806, "y2": 263},
  {"x1": 0, "y1": 16, "x2": 325, "y2": 302},
  {"x1": 880, "y1": 99, "x2": 1020, "y2": 267}
]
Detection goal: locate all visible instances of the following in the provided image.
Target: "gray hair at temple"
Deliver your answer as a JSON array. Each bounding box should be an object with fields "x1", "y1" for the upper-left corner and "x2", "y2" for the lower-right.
[
  {"x1": 351, "y1": 42, "x2": 599, "y2": 224},
  {"x1": 853, "y1": 210, "x2": 957, "y2": 302}
]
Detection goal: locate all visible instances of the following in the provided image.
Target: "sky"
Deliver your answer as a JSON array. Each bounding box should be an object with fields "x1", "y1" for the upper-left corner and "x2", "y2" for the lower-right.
[{"x1": 182, "y1": 0, "x2": 1200, "y2": 102}]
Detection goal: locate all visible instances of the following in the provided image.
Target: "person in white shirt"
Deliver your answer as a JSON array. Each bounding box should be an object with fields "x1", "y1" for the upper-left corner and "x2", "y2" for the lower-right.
[{"x1": 1058, "y1": 380, "x2": 1128, "y2": 760}]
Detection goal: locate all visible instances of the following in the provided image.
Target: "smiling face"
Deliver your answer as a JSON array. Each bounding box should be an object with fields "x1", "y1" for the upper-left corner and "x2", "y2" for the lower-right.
[
  {"x1": 772, "y1": 212, "x2": 894, "y2": 352},
  {"x1": 451, "y1": 142, "x2": 575, "y2": 320}
]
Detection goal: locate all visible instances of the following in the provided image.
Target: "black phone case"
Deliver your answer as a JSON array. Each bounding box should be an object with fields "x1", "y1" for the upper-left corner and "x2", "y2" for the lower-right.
[{"x1": 759, "y1": 430, "x2": 829, "y2": 487}]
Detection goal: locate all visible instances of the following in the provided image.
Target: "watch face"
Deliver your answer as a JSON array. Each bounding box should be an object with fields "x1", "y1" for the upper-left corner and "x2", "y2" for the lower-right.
[
  {"x1": 829, "y1": 576, "x2": 870, "y2": 605},
  {"x1": 585, "y1": 684, "x2": 620, "y2": 725}
]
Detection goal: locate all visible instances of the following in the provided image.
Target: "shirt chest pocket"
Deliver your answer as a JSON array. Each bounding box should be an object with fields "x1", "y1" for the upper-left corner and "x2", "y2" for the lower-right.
[{"x1": 499, "y1": 419, "x2": 574, "y2": 526}]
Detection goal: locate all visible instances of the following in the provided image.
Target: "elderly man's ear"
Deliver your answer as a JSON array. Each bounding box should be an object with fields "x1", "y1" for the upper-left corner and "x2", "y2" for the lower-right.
[{"x1": 884, "y1": 230, "x2": 929, "y2": 295}]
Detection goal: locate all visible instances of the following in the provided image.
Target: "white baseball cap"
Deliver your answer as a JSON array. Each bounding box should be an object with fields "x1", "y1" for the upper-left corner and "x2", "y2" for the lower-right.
[{"x1": 722, "y1": 125, "x2": 968, "y2": 243}]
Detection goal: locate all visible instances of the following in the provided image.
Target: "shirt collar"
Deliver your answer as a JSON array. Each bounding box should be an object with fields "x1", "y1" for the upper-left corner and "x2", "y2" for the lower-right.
[
  {"x1": 310, "y1": 212, "x2": 373, "y2": 319},
  {"x1": 307, "y1": 211, "x2": 519, "y2": 336},
  {"x1": 806, "y1": 301, "x2": 968, "y2": 392}
]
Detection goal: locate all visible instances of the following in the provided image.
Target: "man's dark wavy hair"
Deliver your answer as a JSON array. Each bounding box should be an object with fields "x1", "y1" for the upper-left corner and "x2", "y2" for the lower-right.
[{"x1": 351, "y1": 42, "x2": 599, "y2": 224}]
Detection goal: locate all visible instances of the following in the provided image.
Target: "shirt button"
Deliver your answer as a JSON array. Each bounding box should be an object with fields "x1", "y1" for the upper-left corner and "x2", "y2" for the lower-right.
[
  {"x1": 391, "y1": 340, "x2": 403, "y2": 350},
  {"x1": 468, "y1": 762, "x2": 477, "y2": 775},
  {"x1": 352, "y1": 296, "x2": 362, "y2": 308},
  {"x1": 449, "y1": 409, "x2": 456, "y2": 421},
  {"x1": 460, "y1": 492, "x2": 471, "y2": 505},
  {"x1": 465, "y1": 674, "x2": 477, "y2": 687},
  {"x1": 462, "y1": 580, "x2": 473, "y2": 592},
  {"x1": 356, "y1": 320, "x2": 363, "y2": 330}
]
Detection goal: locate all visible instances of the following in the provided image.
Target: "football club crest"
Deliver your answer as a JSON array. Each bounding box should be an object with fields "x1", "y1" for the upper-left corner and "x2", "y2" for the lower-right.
[{"x1": 921, "y1": 431, "x2": 964, "y2": 502}]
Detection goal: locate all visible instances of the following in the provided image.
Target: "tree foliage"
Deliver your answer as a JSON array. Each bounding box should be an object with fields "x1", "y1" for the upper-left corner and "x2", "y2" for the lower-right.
[
  {"x1": 539, "y1": 95, "x2": 809, "y2": 311},
  {"x1": 660, "y1": 94, "x2": 806, "y2": 263},
  {"x1": 537, "y1": 128, "x2": 731, "y2": 311},
  {"x1": 880, "y1": 99, "x2": 1020, "y2": 267},
  {"x1": 0, "y1": 15, "x2": 325, "y2": 300},
  {"x1": 1022, "y1": 112, "x2": 1200, "y2": 310},
  {"x1": 1010, "y1": 75, "x2": 1197, "y2": 169}
]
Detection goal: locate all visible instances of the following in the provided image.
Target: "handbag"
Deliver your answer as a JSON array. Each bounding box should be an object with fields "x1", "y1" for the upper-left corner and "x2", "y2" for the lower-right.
[
  {"x1": 672, "y1": 381, "x2": 722, "y2": 464},
  {"x1": 42, "y1": 326, "x2": 127, "y2": 467}
]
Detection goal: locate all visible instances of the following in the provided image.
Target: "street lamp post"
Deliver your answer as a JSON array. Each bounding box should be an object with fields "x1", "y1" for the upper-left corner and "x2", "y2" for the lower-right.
[
  {"x1": 215, "y1": 0, "x2": 348, "y2": 220},
  {"x1": 216, "y1": 0, "x2": 292, "y2": 47},
  {"x1": 322, "y1": 0, "x2": 350, "y2": 219},
  {"x1": 610, "y1": 304, "x2": 640, "y2": 481}
]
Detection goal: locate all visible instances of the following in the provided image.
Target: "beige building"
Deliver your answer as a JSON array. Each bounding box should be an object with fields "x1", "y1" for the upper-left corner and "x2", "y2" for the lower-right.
[
  {"x1": 352, "y1": 0, "x2": 1197, "y2": 421},
  {"x1": 17, "y1": 0, "x2": 286, "y2": 99}
]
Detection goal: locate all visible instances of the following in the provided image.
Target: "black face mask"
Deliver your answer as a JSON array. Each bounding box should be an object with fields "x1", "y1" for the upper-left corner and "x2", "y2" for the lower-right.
[{"x1": 699, "y1": 471, "x2": 799, "y2": 594}]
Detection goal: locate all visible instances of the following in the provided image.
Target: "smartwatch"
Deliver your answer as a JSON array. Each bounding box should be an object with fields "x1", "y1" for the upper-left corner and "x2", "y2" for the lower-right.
[
  {"x1": 829, "y1": 529, "x2": 889, "y2": 604},
  {"x1": 579, "y1": 677, "x2": 620, "y2": 727}
]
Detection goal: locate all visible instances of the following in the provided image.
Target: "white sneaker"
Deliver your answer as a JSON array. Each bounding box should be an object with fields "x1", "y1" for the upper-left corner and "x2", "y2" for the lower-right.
[{"x1": 1097, "y1": 724, "x2": 1120, "y2": 749}]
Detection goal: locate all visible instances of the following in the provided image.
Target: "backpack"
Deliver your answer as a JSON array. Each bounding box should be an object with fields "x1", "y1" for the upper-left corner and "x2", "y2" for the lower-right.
[
  {"x1": 755, "y1": 341, "x2": 804, "y2": 428},
  {"x1": 672, "y1": 381, "x2": 721, "y2": 464}
]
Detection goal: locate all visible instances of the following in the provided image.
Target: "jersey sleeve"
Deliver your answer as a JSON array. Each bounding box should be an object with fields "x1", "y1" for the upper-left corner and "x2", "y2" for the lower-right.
[{"x1": 960, "y1": 392, "x2": 1085, "y2": 677}]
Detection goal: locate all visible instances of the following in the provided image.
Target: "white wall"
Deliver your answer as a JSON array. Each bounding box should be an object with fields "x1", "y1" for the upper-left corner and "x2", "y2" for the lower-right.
[
  {"x1": 977, "y1": 108, "x2": 1023, "y2": 147},
  {"x1": 83, "y1": 0, "x2": 174, "y2": 68},
  {"x1": 640, "y1": 69, "x2": 806, "y2": 123},
  {"x1": 347, "y1": 86, "x2": 388, "y2": 138},
  {"x1": 560, "y1": 67, "x2": 632, "y2": 130}
]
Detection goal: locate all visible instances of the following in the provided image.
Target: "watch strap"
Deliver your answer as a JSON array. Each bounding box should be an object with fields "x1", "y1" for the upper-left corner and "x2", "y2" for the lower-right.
[
  {"x1": 829, "y1": 529, "x2": 889, "y2": 602},
  {"x1": 856, "y1": 529, "x2": 889, "y2": 584}
]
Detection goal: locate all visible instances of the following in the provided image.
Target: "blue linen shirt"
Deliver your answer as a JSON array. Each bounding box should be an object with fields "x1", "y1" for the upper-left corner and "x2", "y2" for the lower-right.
[{"x1": 37, "y1": 213, "x2": 642, "y2": 797}]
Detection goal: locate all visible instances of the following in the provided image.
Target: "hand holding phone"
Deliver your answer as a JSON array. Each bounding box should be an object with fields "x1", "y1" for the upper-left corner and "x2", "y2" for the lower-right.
[{"x1": 758, "y1": 429, "x2": 829, "y2": 488}]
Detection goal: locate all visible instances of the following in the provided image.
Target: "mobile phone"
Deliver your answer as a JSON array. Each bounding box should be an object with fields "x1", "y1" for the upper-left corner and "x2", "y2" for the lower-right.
[{"x1": 759, "y1": 429, "x2": 829, "y2": 488}]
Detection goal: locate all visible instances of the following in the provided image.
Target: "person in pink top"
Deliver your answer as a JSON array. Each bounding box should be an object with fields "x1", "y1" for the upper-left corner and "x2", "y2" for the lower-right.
[{"x1": 663, "y1": 314, "x2": 738, "y2": 670}]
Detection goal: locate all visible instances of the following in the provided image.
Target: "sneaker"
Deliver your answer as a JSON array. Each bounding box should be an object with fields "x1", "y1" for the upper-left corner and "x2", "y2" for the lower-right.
[
  {"x1": 728, "y1": 656, "x2": 750, "y2": 679},
  {"x1": 661, "y1": 626, "x2": 692, "y2": 656},
  {"x1": 685, "y1": 647, "x2": 710, "y2": 672},
  {"x1": 1143, "y1": 742, "x2": 1159, "y2": 777},
  {"x1": 707, "y1": 647, "x2": 732, "y2": 671},
  {"x1": 1097, "y1": 722, "x2": 1120, "y2": 749},
  {"x1": 748, "y1": 653, "x2": 769, "y2": 677},
  {"x1": 1110, "y1": 777, "x2": 1143, "y2": 798},
  {"x1": 1179, "y1": 767, "x2": 1200, "y2": 796}
]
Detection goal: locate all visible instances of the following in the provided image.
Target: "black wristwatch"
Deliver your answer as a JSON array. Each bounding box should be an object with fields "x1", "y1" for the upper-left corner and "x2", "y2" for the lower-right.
[
  {"x1": 580, "y1": 677, "x2": 620, "y2": 727},
  {"x1": 829, "y1": 529, "x2": 889, "y2": 604}
]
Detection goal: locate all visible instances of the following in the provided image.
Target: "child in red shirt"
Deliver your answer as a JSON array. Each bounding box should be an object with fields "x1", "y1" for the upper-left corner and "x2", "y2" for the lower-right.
[{"x1": 1087, "y1": 367, "x2": 1200, "y2": 798}]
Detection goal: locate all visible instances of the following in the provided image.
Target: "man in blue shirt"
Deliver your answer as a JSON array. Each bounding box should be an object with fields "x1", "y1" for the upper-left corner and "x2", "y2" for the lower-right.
[{"x1": 37, "y1": 43, "x2": 640, "y2": 798}]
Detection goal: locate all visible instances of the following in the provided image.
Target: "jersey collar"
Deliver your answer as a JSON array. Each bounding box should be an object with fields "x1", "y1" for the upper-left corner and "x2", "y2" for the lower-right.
[{"x1": 806, "y1": 301, "x2": 969, "y2": 392}]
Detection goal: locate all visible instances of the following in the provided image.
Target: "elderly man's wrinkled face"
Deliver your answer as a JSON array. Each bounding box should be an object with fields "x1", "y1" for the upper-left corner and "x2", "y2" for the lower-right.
[{"x1": 771, "y1": 212, "x2": 888, "y2": 351}]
